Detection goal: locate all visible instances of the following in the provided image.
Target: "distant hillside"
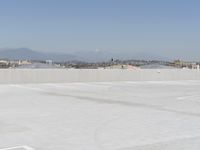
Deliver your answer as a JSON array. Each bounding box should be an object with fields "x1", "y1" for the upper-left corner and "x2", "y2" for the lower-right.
[
  {"x1": 0, "y1": 48, "x2": 168, "y2": 62},
  {"x1": 0, "y1": 48, "x2": 76, "y2": 61}
]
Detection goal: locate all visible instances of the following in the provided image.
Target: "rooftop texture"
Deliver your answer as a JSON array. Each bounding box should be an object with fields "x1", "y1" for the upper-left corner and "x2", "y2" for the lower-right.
[{"x1": 1, "y1": 81, "x2": 200, "y2": 150}]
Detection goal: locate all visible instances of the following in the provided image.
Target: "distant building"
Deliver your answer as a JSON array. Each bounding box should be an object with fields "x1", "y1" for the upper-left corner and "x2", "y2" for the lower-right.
[
  {"x1": 174, "y1": 60, "x2": 188, "y2": 68},
  {"x1": 0, "y1": 60, "x2": 9, "y2": 68},
  {"x1": 46, "y1": 60, "x2": 53, "y2": 65},
  {"x1": 197, "y1": 65, "x2": 200, "y2": 70},
  {"x1": 191, "y1": 63, "x2": 200, "y2": 70},
  {"x1": 18, "y1": 60, "x2": 32, "y2": 65},
  {"x1": 173, "y1": 60, "x2": 199, "y2": 69}
]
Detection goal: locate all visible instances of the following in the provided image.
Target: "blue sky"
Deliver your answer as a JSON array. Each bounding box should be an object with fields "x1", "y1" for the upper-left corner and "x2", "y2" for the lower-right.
[{"x1": 0, "y1": 0, "x2": 200, "y2": 60}]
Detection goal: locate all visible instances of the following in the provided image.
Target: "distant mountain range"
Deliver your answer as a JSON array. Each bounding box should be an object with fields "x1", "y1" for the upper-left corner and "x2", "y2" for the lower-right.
[
  {"x1": 0, "y1": 48, "x2": 168, "y2": 62},
  {"x1": 0, "y1": 48, "x2": 76, "y2": 62}
]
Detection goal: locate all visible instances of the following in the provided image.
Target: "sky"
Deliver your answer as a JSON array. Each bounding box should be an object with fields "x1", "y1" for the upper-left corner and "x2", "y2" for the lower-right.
[{"x1": 0, "y1": 0, "x2": 200, "y2": 60}]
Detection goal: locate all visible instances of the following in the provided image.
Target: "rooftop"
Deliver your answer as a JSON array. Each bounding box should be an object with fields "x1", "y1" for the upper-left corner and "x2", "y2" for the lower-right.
[{"x1": 1, "y1": 80, "x2": 200, "y2": 150}]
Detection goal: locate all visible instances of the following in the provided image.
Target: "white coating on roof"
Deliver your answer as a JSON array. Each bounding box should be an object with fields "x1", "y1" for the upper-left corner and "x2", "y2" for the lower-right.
[{"x1": 1, "y1": 81, "x2": 200, "y2": 150}]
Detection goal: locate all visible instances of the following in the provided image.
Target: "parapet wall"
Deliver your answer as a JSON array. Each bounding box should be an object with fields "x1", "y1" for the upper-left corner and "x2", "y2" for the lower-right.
[{"x1": 0, "y1": 69, "x2": 199, "y2": 84}]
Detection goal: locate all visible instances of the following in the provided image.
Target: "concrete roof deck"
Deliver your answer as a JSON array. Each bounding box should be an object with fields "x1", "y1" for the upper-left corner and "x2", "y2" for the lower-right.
[{"x1": 1, "y1": 81, "x2": 200, "y2": 150}]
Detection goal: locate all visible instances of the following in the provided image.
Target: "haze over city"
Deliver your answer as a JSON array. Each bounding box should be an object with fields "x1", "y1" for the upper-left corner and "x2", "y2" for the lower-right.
[{"x1": 0, "y1": 0, "x2": 200, "y2": 61}]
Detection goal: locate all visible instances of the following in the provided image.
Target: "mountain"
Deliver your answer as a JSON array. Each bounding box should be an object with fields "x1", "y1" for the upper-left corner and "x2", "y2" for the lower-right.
[
  {"x1": 0, "y1": 48, "x2": 76, "y2": 61},
  {"x1": 0, "y1": 48, "x2": 168, "y2": 62}
]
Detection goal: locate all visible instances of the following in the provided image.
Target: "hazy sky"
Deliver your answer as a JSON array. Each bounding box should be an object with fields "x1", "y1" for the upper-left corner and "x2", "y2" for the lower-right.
[{"x1": 0, "y1": 0, "x2": 200, "y2": 60}]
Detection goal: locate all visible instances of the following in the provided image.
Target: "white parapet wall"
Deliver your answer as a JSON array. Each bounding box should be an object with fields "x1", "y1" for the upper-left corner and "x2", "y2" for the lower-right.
[{"x1": 0, "y1": 69, "x2": 199, "y2": 84}]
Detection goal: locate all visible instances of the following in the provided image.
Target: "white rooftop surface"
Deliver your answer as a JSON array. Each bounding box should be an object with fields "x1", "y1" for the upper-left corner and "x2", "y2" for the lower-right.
[{"x1": 1, "y1": 81, "x2": 200, "y2": 150}]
